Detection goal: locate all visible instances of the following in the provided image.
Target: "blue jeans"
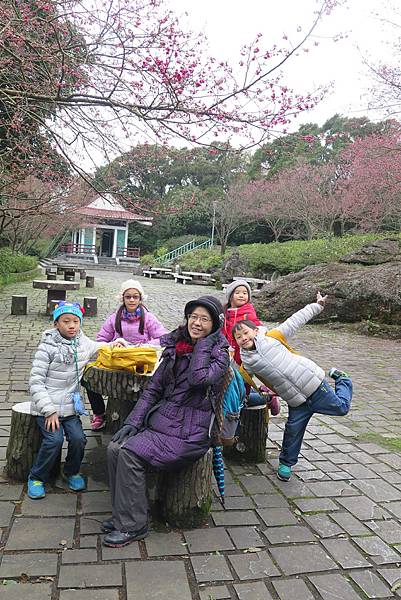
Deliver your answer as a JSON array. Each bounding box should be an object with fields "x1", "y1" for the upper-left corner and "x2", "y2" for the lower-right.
[
  {"x1": 248, "y1": 391, "x2": 267, "y2": 406},
  {"x1": 279, "y1": 377, "x2": 353, "y2": 468},
  {"x1": 29, "y1": 415, "x2": 86, "y2": 483}
]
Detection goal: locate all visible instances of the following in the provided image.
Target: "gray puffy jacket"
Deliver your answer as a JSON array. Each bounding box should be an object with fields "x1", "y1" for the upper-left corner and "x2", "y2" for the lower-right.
[
  {"x1": 30, "y1": 329, "x2": 107, "y2": 418},
  {"x1": 240, "y1": 303, "x2": 325, "y2": 407}
]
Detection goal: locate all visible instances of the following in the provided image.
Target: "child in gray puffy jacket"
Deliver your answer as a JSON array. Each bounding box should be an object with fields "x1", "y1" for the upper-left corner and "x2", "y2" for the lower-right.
[
  {"x1": 232, "y1": 292, "x2": 353, "y2": 482},
  {"x1": 28, "y1": 301, "x2": 124, "y2": 499}
]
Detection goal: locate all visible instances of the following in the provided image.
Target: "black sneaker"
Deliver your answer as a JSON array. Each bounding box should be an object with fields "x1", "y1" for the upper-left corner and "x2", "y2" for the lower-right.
[
  {"x1": 103, "y1": 526, "x2": 148, "y2": 547},
  {"x1": 101, "y1": 518, "x2": 115, "y2": 533},
  {"x1": 328, "y1": 368, "x2": 349, "y2": 380}
]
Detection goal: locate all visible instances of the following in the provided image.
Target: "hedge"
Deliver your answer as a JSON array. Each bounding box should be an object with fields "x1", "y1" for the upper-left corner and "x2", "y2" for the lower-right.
[{"x1": 153, "y1": 233, "x2": 401, "y2": 275}]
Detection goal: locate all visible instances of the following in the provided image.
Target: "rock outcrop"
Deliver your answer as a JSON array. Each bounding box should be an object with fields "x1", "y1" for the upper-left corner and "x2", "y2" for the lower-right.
[{"x1": 253, "y1": 239, "x2": 401, "y2": 325}]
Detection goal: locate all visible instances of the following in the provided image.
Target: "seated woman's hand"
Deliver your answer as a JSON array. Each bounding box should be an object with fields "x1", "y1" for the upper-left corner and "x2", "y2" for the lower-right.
[{"x1": 111, "y1": 424, "x2": 138, "y2": 443}]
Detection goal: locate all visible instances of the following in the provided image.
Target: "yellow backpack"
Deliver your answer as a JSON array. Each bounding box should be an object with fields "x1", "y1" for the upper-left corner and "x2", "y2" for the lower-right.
[
  {"x1": 91, "y1": 346, "x2": 159, "y2": 375},
  {"x1": 239, "y1": 328, "x2": 298, "y2": 393}
]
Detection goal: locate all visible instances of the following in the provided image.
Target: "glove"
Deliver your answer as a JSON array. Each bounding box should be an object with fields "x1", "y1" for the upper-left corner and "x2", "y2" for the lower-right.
[
  {"x1": 111, "y1": 424, "x2": 137, "y2": 443},
  {"x1": 259, "y1": 385, "x2": 273, "y2": 396}
]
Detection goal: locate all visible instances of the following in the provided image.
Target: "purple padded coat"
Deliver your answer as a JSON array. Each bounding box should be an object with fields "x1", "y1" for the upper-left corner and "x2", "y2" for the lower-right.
[{"x1": 122, "y1": 330, "x2": 229, "y2": 469}]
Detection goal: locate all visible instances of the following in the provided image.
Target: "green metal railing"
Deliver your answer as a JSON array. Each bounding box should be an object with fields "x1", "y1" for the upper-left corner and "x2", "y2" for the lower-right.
[{"x1": 155, "y1": 239, "x2": 212, "y2": 265}]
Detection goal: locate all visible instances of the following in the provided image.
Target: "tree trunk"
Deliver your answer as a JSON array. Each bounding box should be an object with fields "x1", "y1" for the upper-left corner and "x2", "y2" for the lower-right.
[
  {"x1": 225, "y1": 406, "x2": 268, "y2": 463},
  {"x1": 152, "y1": 449, "x2": 213, "y2": 528},
  {"x1": 6, "y1": 402, "x2": 41, "y2": 481},
  {"x1": 11, "y1": 295, "x2": 27, "y2": 316},
  {"x1": 82, "y1": 367, "x2": 149, "y2": 434}
]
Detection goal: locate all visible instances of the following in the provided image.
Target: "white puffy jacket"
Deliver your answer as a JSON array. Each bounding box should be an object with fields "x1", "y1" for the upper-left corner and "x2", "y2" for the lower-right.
[
  {"x1": 240, "y1": 303, "x2": 325, "y2": 407},
  {"x1": 30, "y1": 329, "x2": 107, "y2": 418}
]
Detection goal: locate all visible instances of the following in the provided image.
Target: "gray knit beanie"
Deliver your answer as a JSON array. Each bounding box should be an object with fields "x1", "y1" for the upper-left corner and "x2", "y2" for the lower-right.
[{"x1": 225, "y1": 279, "x2": 252, "y2": 304}]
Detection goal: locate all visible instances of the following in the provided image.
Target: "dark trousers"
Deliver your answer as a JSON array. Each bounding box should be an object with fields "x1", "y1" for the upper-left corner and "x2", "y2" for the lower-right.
[
  {"x1": 30, "y1": 415, "x2": 86, "y2": 482},
  {"x1": 279, "y1": 377, "x2": 353, "y2": 468},
  {"x1": 86, "y1": 389, "x2": 106, "y2": 415},
  {"x1": 107, "y1": 441, "x2": 148, "y2": 532}
]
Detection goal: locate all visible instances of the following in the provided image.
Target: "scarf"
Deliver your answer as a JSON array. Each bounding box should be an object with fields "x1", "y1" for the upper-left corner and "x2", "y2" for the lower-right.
[
  {"x1": 175, "y1": 340, "x2": 194, "y2": 356},
  {"x1": 122, "y1": 307, "x2": 141, "y2": 321}
]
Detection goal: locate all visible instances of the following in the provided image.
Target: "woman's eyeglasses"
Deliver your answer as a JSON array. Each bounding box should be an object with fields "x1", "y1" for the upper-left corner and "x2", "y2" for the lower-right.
[{"x1": 188, "y1": 314, "x2": 212, "y2": 324}]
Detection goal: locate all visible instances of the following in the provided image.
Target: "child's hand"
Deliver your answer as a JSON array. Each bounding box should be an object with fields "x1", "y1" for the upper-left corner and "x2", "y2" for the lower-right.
[
  {"x1": 112, "y1": 338, "x2": 128, "y2": 348},
  {"x1": 316, "y1": 291, "x2": 328, "y2": 306},
  {"x1": 45, "y1": 412, "x2": 60, "y2": 432}
]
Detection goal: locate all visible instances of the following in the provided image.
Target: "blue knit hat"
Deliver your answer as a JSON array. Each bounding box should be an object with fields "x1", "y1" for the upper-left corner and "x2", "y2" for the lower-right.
[{"x1": 53, "y1": 301, "x2": 84, "y2": 323}]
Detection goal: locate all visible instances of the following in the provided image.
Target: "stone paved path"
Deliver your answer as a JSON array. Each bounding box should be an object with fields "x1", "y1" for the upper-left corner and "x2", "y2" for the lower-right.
[{"x1": 1, "y1": 271, "x2": 401, "y2": 599}]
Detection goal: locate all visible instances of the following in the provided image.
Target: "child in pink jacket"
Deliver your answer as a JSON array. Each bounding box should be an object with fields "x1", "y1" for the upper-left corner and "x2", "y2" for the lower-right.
[{"x1": 87, "y1": 279, "x2": 167, "y2": 430}]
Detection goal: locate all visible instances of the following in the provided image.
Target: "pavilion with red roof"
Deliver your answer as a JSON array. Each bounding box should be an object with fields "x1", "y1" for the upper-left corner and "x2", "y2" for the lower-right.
[{"x1": 63, "y1": 194, "x2": 152, "y2": 260}]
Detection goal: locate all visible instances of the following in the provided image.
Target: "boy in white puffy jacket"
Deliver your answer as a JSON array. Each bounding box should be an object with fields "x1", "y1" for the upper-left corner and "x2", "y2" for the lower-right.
[
  {"x1": 233, "y1": 292, "x2": 352, "y2": 482},
  {"x1": 28, "y1": 301, "x2": 124, "y2": 499}
]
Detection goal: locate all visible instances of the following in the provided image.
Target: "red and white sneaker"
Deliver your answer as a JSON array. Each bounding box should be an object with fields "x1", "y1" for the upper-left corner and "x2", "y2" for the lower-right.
[{"x1": 91, "y1": 414, "x2": 106, "y2": 431}]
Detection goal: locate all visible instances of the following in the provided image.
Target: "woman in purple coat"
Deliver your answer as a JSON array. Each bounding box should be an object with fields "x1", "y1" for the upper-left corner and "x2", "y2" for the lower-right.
[{"x1": 102, "y1": 295, "x2": 230, "y2": 548}]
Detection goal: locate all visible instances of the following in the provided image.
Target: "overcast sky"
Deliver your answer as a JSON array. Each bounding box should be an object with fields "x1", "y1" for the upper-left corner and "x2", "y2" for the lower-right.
[{"x1": 167, "y1": 0, "x2": 397, "y2": 130}]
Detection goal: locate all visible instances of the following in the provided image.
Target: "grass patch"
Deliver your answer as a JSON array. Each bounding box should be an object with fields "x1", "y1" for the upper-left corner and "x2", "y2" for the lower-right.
[
  {"x1": 0, "y1": 267, "x2": 41, "y2": 287},
  {"x1": 356, "y1": 432, "x2": 401, "y2": 453}
]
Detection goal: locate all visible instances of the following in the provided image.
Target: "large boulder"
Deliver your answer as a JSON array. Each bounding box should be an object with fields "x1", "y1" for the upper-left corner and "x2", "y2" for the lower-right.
[
  {"x1": 339, "y1": 238, "x2": 400, "y2": 265},
  {"x1": 254, "y1": 260, "x2": 401, "y2": 325},
  {"x1": 220, "y1": 250, "x2": 249, "y2": 284}
]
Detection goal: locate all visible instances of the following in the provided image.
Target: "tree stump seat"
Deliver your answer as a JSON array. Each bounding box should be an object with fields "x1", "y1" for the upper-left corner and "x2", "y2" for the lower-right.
[
  {"x1": 11, "y1": 295, "x2": 27, "y2": 315},
  {"x1": 83, "y1": 296, "x2": 97, "y2": 316},
  {"x1": 224, "y1": 404, "x2": 268, "y2": 463},
  {"x1": 86, "y1": 275, "x2": 95, "y2": 288},
  {"x1": 147, "y1": 448, "x2": 213, "y2": 528},
  {"x1": 82, "y1": 366, "x2": 150, "y2": 434},
  {"x1": 6, "y1": 402, "x2": 61, "y2": 482}
]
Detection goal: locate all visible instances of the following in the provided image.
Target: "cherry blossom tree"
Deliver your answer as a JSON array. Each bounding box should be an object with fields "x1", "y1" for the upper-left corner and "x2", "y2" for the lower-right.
[
  {"x1": 336, "y1": 126, "x2": 401, "y2": 232},
  {"x1": 1, "y1": 0, "x2": 341, "y2": 179}
]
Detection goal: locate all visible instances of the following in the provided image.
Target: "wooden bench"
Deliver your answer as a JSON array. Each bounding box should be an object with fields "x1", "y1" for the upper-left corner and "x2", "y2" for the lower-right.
[
  {"x1": 232, "y1": 276, "x2": 269, "y2": 290},
  {"x1": 32, "y1": 280, "x2": 80, "y2": 315},
  {"x1": 142, "y1": 270, "x2": 157, "y2": 278},
  {"x1": 174, "y1": 274, "x2": 193, "y2": 284}
]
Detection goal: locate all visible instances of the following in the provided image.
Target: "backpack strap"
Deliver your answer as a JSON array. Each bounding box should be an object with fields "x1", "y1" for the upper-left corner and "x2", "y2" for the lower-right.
[{"x1": 265, "y1": 328, "x2": 299, "y2": 354}]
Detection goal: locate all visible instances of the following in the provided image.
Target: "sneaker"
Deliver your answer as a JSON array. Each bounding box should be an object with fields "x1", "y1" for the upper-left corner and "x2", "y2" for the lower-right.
[
  {"x1": 91, "y1": 414, "x2": 106, "y2": 431},
  {"x1": 328, "y1": 368, "x2": 349, "y2": 381},
  {"x1": 103, "y1": 526, "x2": 148, "y2": 548},
  {"x1": 64, "y1": 473, "x2": 86, "y2": 491},
  {"x1": 277, "y1": 463, "x2": 292, "y2": 482},
  {"x1": 267, "y1": 395, "x2": 281, "y2": 416},
  {"x1": 27, "y1": 478, "x2": 46, "y2": 499},
  {"x1": 101, "y1": 518, "x2": 115, "y2": 533}
]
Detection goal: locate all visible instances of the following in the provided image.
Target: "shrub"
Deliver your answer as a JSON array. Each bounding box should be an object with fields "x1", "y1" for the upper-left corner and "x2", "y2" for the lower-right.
[
  {"x1": 0, "y1": 248, "x2": 37, "y2": 276},
  {"x1": 161, "y1": 235, "x2": 209, "y2": 252},
  {"x1": 178, "y1": 248, "x2": 224, "y2": 272},
  {"x1": 238, "y1": 233, "x2": 401, "y2": 275}
]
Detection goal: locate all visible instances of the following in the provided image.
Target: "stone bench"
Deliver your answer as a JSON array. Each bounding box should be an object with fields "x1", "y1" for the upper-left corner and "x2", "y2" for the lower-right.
[
  {"x1": 174, "y1": 274, "x2": 193, "y2": 284},
  {"x1": 32, "y1": 280, "x2": 80, "y2": 315},
  {"x1": 232, "y1": 276, "x2": 269, "y2": 290}
]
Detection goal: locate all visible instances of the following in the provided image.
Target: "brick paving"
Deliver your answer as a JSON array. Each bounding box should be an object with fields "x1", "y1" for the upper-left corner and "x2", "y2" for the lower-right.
[{"x1": 1, "y1": 270, "x2": 401, "y2": 599}]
